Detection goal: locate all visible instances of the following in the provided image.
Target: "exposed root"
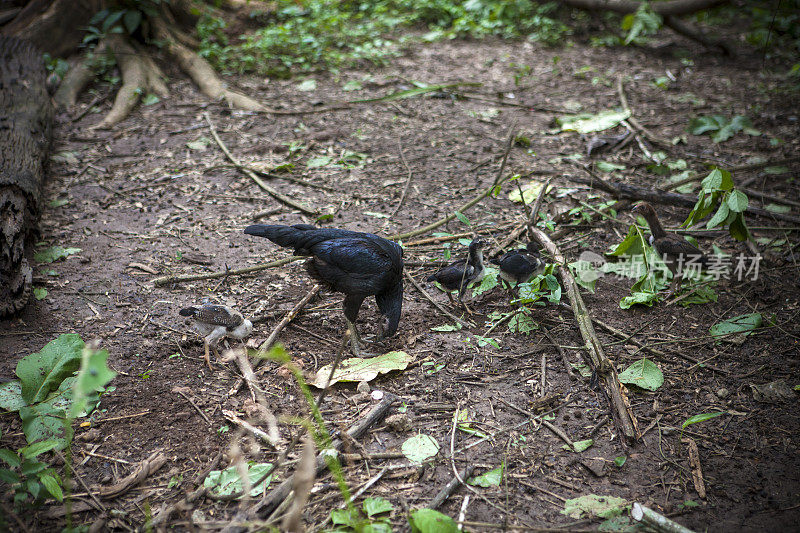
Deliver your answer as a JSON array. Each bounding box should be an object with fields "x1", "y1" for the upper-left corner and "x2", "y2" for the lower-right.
[
  {"x1": 53, "y1": 41, "x2": 105, "y2": 109},
  {"x1": 92, "y1": 35, "x2": 170, "y2": 129},
  {"x1": 92, "y1": 35, "x2": 147, "y2": 129},
  {"x1": 153, "y1": 17, "x2": 265, "y2": 112}
]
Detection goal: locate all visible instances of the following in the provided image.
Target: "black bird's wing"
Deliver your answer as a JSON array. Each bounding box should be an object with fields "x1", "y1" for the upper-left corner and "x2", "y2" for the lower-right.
[{"x1": 308, "y1": 237, "x2": 401, "y2": 296}]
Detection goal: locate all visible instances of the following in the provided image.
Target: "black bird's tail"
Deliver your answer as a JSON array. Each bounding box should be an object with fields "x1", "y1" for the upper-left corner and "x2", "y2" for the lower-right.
[{"x1": 179, "y1": 307, "x2": 199, "y2": 317}]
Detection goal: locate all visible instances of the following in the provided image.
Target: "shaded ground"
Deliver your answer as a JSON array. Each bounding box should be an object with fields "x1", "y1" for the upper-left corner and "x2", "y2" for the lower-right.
[{"x1": 2, "y1": 30, "x2": 800, "y2": 531}]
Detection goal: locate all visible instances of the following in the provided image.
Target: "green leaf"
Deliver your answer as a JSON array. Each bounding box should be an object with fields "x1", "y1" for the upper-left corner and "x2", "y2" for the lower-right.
[
  {"x1": 619, "y1": 291, "x2": 660, "y2": 309},
  {"x1": 409, "y1": 509, "x2": 458, "y2": 533},
  {"x1": 454, "y1": 211, "x2": 471, "y2": 227},
  {"x1": 204, "y1": 462, "x2": 273, "y2": 498},
  {"x1": 614, "y1": 456, "x2": 627, "y2": 467},
  {"x1": 709, "y1": 313, "x2": 762, "y2": 337},
  {"x1": 682, "y1": 411, "x2": 725, "y2": 429},
  {"x1": 70, "y1": 347, "x2": 116, "y2": 418},
  {"x1": 607, "y1": 225, "x2": 644, "y2": 257},
  {"x1": 342, "y1": 80, "x2": 362, "y2": 91},
  {"x1": 401, "y1": 434, "x2": 439, "y2": 463},
  {"x1": 48, "y1": 198, "x2": 70, "y2": 208},
  {"x1": 296, "y1": 79, "x2": 317, "y2": 91},
  {"x1": 33, "y1": 246, "x2": 81, "y2": 264},
  {"x1": 618, "y1": 359, "x2": 663, "y2": 391},
  {"x1": 430, "y1": 323, "x2": 461, "y2": 332},
  {"x1": 508, "y1": 312, "x2": 538, "y2": 335},
  {"x1": 0, "y1": 380, "x2": 25, "y2": 412},
  {"x1": 596, "y1": 161, "x2": 625, "y2": 173},
  {"x1": 363, "y1": 497, "x2": 394, "y2": 517},
  {"x1": 20, "y1": 439, "x2": 60, "y2": 459},
  {"x1": 33, "y1": 287, "x2": 48, "y2": 300},
  {"x1": 39, "y1": 473, "x2": 63, "y2": 501},
  {"x1": 677, "y1": 284, "x2": 718, "y2": 307},
  {"x1": 705, "y1": 201, "x2": 729, "y2": 229},
  {"x1": 571, "y1": 439, "x2": 594, "y2": 453},
  {"x1": 141, "y1": 93, "x2": 160, "y2": 106},
  {"x1": 122, "y1": 9, "x2": 142, "y2": 34},
  {"x1": 331, "y1": 508, "x2": 360, "y2": 527},
  {"x1": 306, "y1": 155, "x2": 332, "y2": 168},
  {"x1": 562, "y1": 494, "x2": 629, "y2": 519},
  {"x1": 0, "y1": 449, "x2": 21, "y2": 468},
  {"x1": 765, "y1": 203, "x2": 791, "y2": 214},
  {"x1": 728, "y1": 213, "x2": 750, "y2": 241},
  {"x1": 726, "y1": 190, "x2": 749, "y2": 213},
  {"x1": 508, "y1": 179, "x2": 544, "y2": 204},
  {"x1": 569, "y1": 261, "x2": 598, "y2": 293},
  {"x1": 688, "y1": 115, "x2": 721, "y2": 135},
  {"x1": 311, "y1": 351, "x2": 413, "y2": 387},
  {"x1": 471, "y1": 267, "x2": 498, "y2": 297},
  {"x1": 186, "y1": 137, "x2": 211, "y2": 151},
  {"x1": 17, "y1": 334, "x2": 84, "y2": 405},
  {"x1": 557, "y1": 110, "x2": 630, "y2": 134},
  {"x1": 468, "y1": 464, "x2": 503, "y2": 487},
  {"x1": 19, "y1": 403, "x2": 72, "y2": 449}
]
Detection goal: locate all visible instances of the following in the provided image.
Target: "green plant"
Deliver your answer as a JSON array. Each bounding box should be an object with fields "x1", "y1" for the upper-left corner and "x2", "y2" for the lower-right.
[
  {"x1": 84, "y1": 0, "x2": 163, "y2": 44},
  {"x1": 621, "y1": 3, "x2": 662, "y2": 45},
  {"x1": 331, "y1": 497, "x2": 394, "y2": 532},
  {"x1": 682, "y1": 168, "x2": 752, "y2": 241},
  {"x1": 688, "y1": 115, "x2": 761, "y2": 143},
  {"x1": 0, "y1": 335, "x2": 115, "y2": 508}
]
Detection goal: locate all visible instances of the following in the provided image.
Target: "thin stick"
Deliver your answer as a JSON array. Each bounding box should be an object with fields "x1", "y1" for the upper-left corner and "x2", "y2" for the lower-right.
[
  {"x1": 527, "y1": 177, "x2": 552, "y2": 240},
  {"x1": 389, "y1": 174, "x2": 516, "y2": 241},
  {"x1": 204, "y1": 112, "x2": 317, "y2": 215},
  {"x1": 541, "y1": 420, "x2": 573, "y2": 448},
  {"x1": 542, "y1": 326, "x2": 575, "y2": 381},
  {"x1": 405, "y1": 271, "x2": 473, "y2": 329},
  {"x1": 540, "y1": 353, "x2": 547, "y2": 397},
  {"x1": 429, "y1": 465, "x2": 476, "y2": 510},
  {"x1": 173, "y1": 387, "x2": 212, "y2": 425},
  {"x1": 390, "y1": 140, "x2": 414, "y2": 218},
  {"x1": 616, "y1": 76, "x2": 671, "y2": 148},
  {"x1": 222, "y1": 410, "x2": 278, "y2": 447},
  {"x1": 229, "y1": 285, "x2": 320, "y2": 397},
  {"x1": 313, "y1": 332, "x2": 350, "y2": 412},
  {"x1": 55, "y1": 450, "x2": 106, "y2": 512},
  {"x1": 492, "y1": 124, "x2": 517, "y2": 188},
  {"x1": 531, "y1": 228, "x2": 640, "y2": 442},
  {"x1": 153, "y1": 256, "x2": 300, "y2": 286}
]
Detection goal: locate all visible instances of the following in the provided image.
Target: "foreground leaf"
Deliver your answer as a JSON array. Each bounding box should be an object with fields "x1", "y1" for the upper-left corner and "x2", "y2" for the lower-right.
[
  {"x1": 618, "y1": 359, "x2": 663, "y2": 391},
  {"x1": 33, "y1": 246, "x2": 81, "y2": 264},
  {"x1": 709, "y1": 313, "x2": 762, "y2": 338},
  {"x1": 557, "y1": 110, "x2": 630, "y2": 134},
  {"x1": 204, "y1": 462, "x2": 273, "y2": 498},
  {"x1": 17, "y1": 334, "x2": 84, "y2": 405},
  {"x1": 561, "y1": 494, "x2": 629, "y2": 519},
  {"x1": 311, "y1": 351, "x2": 413, "y2": 387},
  {"x1": 409, "y1": 509, "x2": 458, "y2": 533},
  {"x1": 468, "y1": 464, "x2": 503, "y2": 487},
  {"x1": 683, "y1": 411, "x2": 725, "y2": 429},
  {"x1": 401, "y1": 434, "x2": 439, "y2": 463},
  {"x1": 0, "y1": 380, "x2": 25, "y2": 412}
]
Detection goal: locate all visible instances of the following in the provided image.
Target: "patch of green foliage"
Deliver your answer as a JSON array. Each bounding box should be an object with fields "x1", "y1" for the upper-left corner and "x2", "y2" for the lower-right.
[{"x1": 197, "y1": 0, "x2": 570, "y2": 76}]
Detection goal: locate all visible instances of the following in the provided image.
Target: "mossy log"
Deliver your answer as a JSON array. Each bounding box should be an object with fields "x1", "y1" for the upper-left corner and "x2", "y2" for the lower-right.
[{"x1": 0, "y1": 36, "x2": 53, "y2": 316}]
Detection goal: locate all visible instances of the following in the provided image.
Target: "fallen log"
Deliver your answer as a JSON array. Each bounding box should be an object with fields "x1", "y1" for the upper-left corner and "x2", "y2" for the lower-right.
[{"x1": 0, "y1": 36, "x2": 53, "y2": 317}]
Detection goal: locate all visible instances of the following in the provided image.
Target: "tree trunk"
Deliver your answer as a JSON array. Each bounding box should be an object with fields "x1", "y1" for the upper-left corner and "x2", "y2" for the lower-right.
[
  {"x1": 0, "y1": 36, "x2": 53, "y2": 316},
  {"x1": 1, "y1": 0, "x2": 102, "y2": 57}
]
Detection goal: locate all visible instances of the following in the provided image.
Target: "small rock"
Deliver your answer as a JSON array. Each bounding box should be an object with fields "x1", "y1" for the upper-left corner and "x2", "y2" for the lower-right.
[
  {"x1": 385, "y1": 413, "x2": 412, "y2": 433},
  {"x1": 581, "y1": 458, "x2": 606, "y2": 477},
  {"x1": 357, "y1": 380, "x2": 370, "y2": 394},
  {"x1": 716, "y1": 388, "x2": 729, "y2": 399},
  {"x1": 371, "y1": 390, "x2": 384, "y2": 401},
  {"x1": 77, "y1": 428, "x2": 102, "y2": 442}
]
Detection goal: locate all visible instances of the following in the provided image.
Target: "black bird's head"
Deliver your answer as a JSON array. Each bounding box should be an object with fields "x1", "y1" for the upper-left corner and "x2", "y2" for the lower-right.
[
  {"x1": 525, "y1": 241, "x2": 541, "y2": 255},
  {"x1": 469, "y1": 239, "x2": 488, "y2": 252},
  {"x1": 375, "y1": 283, "x2": 403, "y2": 340}
]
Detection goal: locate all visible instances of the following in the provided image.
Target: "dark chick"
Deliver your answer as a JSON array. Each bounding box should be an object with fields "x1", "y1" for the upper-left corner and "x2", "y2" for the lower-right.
[
  {"x1": 244, "y1": 224, "x2": 403, "y2": 356},
  {"x1": 631, "y1": 202, "x2": 710, "y2": 294},
  {"x1": 179, "y1": 304, "x2": 253, "y2": 369},
  {"x1": 492, "y1": 242, "x2": 545, "y2": 287},
  {"x1": 427, "y1": 239, "x2": 487, "y2": 314}
]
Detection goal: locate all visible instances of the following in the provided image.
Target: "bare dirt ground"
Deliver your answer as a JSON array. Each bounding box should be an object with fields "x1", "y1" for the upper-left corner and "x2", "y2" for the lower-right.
[{"x1": 2, "y1": 31, "x2": 800, "y2": 532}]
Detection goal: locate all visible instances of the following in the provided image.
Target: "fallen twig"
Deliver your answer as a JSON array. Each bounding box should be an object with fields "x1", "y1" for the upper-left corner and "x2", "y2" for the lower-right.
[
  {"x1": 429, "y1": 465, "x2": 477, "y2": 510},
  {"x1": 222, "y1": 410, "x2": 278, "y2": 447},
  {"x1": 390, "y1": 140, "x2": 414, "y2": 218},
  {"x1": 617, "y1": 77, "x2": 671, "y2": 148},
  {"x1": 531, "y1": 228, "x2": 640, "y2": 442},
  {"x1": 204, "y1": 113, "x2": 317, "y2": 216},
  {"x1": 173, "y1": 386, "x2": 212, "y2": 425},
  {"x1": 97, "y1": 450, "x2": 166, "y2": 499},
  {"x1": 527, "y1": 177, "x2": 553, "y2": 240},
  {"x1": 152, "y1": 256, "x2": 300, "y2": 286},
  {"x1": 631, "y1": 502, "x2": 697, "y2": 533}
]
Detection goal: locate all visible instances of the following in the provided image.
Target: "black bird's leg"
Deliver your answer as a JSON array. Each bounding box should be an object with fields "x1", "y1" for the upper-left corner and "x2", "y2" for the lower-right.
[
  {"x1": 343, "y1": 294, "x2": 369, "y2": 357},
  {"x1": 203, "y1": 340, "x2": 212, "y2": 370}
]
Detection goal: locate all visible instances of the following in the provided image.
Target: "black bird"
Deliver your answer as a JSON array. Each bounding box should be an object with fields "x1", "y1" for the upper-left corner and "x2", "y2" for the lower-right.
[
  {"x1": 179, "y1": 304, "x2": 253, "y2": 369},
  {"x1": 244, "y1": 224, "x2": 404, "y2": 356},
  {"x1": 492, "y1": 242, "x2": 546, "y2": 289},
  {"x1": 427, "y1": 239, "x2": 487, "y2": 314}
]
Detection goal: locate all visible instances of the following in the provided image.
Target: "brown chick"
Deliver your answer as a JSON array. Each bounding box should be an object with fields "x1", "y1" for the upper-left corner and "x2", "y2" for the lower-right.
[{"x1": 631, "y1": 202, "x2": 710, "y2": 294}]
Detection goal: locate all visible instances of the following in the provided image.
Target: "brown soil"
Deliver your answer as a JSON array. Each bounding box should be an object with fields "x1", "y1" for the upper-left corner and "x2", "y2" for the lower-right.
[{"x1": 2, "y1": 32, "x2": 799, "y2": 532}]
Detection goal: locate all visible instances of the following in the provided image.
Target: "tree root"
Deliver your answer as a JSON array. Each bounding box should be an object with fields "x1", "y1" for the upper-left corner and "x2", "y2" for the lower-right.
[
  {"x1": 54, "y1": 41, "x2": 105, "y2": 109},
  {"x1": 153, "y1": 17, "x2": 265, "y2": 112},
  {"x1": 92, "y1": 35, "x2": 169, "y2": 129}
]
